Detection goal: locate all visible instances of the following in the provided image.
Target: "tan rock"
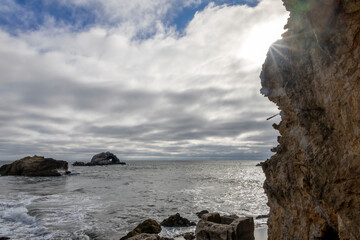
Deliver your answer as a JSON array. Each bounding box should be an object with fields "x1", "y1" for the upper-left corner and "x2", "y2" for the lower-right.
[
  {"x1": 195, "y1": 214, "x2": 254, "y2": 240},
  {"x1": 260, "y1": 0, "x2": 360, "y2": 239}
]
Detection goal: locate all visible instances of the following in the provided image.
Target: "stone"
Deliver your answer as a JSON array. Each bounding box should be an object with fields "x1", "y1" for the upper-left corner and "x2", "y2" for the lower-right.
[
  {"x1": 195, "y1": 214, "x2": 254, "y2": 240},
  {"x1": 161, "y1": 213, "x2": 196, "y2": 227},
  {"x1": 201, "y1": 213, "x2": 221, "y2": 224},
  {"x1": 0, "y1": 155, "x2": 68, "y2": 177},
  {"x1": 72, "y1": 152, "x2": 126, "y2": 166},
  {"x1": 196, "y1": 210, "x2": 209, "y2": 219},
  {"x1": 120, "y1": 219, "x2": 162, "y2": 240},
  {"x1": 183, "y1": 232, "x2": 195, "y2": 240},
  {"x1": 124, "y1": 233, "x2": 174, "y2": 240},
  {"x1": 260, "y1": 0, "x2": 360, "y2": 239}
]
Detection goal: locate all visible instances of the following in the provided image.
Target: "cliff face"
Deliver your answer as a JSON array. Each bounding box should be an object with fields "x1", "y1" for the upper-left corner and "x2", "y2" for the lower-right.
[{"x1": 260, "y1": 0, "x2": 360, "y2": 239}]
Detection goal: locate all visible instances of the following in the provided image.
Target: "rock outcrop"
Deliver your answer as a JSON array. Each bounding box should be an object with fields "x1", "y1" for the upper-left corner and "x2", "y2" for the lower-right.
[
  {"x1": 0, "y1": 155, "x2": 69, "y2": 177},
  {"x1": 195, "y1": 213, "x2": 254, "y2": 240},
  {"x1": 260, "y1": 0, "x2": 360, "y2": 239},
  {"x1": 120, "y1": 219, "x2": 162, "y2": 240},
  {"x1": 73, "y1": 152, "x2": 126, "y2": 166},
  {"x1": 160, "y1": 213, "x2": 196, "y2": 227}
]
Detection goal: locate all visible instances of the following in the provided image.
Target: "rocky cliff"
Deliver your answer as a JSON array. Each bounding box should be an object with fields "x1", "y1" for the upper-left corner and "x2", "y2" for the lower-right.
[{"x1": 260, "y1": 0, "x2": 360, "y2": 239}]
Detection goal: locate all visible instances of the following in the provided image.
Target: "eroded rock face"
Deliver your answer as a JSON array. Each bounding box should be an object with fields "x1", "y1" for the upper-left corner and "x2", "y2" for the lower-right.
[
  {"x1": 195, "y1": 213, "x2": 254, "y2": 240},
  {"x1": 0, "y1": 155, "x2": 68, "y2": 177},
  {"x1": 261, "y1": 0, "x2": 360, "y2": 239}
]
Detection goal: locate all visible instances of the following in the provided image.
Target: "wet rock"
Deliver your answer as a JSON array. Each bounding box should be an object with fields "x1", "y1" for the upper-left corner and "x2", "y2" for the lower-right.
[
  {"x1": 195, "y1": 214, "x2": 254, "y2": 240},
  {"x1": 0, "y1": 237, "x2": 10, "y2": 240},
  {"x1": 183, "y1": 232, "x2": 195, "y2": 240},
  {"x1": 195, "y1": 210, "x2": 209, "y2": 219},
  {"x1": 161, "y1": 213, "x2": 196, "y2": 227},
  {"x1": 120, "y1": 219, "x2": 161, "y2": 240},
  {"x1": 260, "y1": 0, "x2": 360, "y2": 239},
  {"x1": 125, "y1": 234, "x2": 174, "y2": 240},
  {"x1": 0, "y1": 155, "x2": 68, "y2": 177}
]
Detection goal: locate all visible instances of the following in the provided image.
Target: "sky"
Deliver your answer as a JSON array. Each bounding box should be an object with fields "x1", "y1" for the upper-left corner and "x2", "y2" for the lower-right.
[{"x1": 0, "y1": 0, "x2": 288, "y2": 161}]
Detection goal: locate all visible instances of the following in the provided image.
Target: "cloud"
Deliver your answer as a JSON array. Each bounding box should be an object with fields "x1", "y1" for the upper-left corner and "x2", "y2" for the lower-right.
[{"x1": 0, "y1": 0, "x2": 287, "y2": 160}]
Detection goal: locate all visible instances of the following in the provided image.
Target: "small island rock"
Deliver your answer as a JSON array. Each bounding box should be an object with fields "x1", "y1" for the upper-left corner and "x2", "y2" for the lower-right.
[
  {"x1": 72, "y1": 152, "x2": 126, "y2": 166},
  {"x1": 0, "y1": 155, "x2": 68, "y2": 177}
]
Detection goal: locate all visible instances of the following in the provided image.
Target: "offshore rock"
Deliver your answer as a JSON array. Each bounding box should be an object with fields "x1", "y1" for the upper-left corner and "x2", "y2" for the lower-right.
[
  {"x1": 120, "y1": 219, "x2": 161, "y2": 240},
  {"x1": 195, "y1": 213, "x2": 254, "y2": 240},
  {"x1": 72, "y1": 152, "x2": 126, "y2": 166},
  {"x1": 0, "y1": 155, "x2": 68, "y2": 177},
  {"x1": 160, "y1": 213, "x2": 196, "y2": 227},
  {"x1": 260, "y1": 0, "x2": 360, "y2": 239}
]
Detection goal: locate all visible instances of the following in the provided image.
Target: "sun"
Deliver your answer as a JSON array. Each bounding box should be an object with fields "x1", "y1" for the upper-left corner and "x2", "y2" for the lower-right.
[{"x1": 237, "y1": 18, "x2": 286, "y2": 67}]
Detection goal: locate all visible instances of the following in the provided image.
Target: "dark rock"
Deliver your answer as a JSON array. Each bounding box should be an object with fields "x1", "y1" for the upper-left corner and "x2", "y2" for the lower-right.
[
  {"x1": 196, "y1": 210, "x2": 209, "y2": 219},
  {"x1": 201, "y1": 212, "x2": 221, "y2": 224},
  {"x1": 0, "y1": 237, "x2": 10, "y2": 240},
  {"x1": 220, "y1": 215, "x2": 239, "y2": 224},
  {"x1": 91, "y1": 152, "x2": 124, "y2": 165},
  {"x1": 183, "y1": 232, "x2": 195, "y2": 240},
  {"x1": 255, "y1": 214, "x2": 269, "y2": 219},
  {"x1": 255, "y1": 163, "x2": 263, "y2": 167},
  {"x1": 161, "y1": 213, "x2": 196, "y2": 227},
  {"x1": 195, "y1": 213, "x2": 254, "y2": 240},
  {"x1": 125, "y1": 233, "x2": 160, "y2": 240},
  {"x1": 72, "y1": 152, "x2": 126, "y2": 166},
  {"x1": 0, "y1": 155, "x2": 68, "y2": 177},
  {"x1": 120, "y1": 219, "x2": 161, "y2": 240},
  {"x1": 72, "y1": 161, "x2": 86, "y2": 166},
  {"x1": 125, "y1": 234, "x2": 173, "y2": 240}
]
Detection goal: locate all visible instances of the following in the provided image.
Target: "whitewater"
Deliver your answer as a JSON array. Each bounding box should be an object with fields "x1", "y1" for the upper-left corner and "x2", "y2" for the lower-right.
[{"x1": 0, "y1": 160, "x2": 268, "y2": 240}]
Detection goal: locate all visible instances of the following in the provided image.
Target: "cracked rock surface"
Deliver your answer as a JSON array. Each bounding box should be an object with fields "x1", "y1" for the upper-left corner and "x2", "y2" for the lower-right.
[{"x1": 260, "y1": 0, "x2": 360, "y2": 239}]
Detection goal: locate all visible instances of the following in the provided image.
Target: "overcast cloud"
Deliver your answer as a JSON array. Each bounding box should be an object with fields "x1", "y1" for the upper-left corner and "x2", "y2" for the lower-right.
[{"x1": 0, "y1": 0, "x2": 288, "y2": 160}]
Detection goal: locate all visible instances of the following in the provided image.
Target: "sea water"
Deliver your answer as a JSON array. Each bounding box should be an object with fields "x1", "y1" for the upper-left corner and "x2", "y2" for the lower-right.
[{"x1": 0, "y1": 160, "x2": 269, "y2": 240}]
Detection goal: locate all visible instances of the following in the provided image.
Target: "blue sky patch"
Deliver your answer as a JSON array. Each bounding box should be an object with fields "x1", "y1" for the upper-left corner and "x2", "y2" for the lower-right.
[{"x1": 0, "y1": 0, "x2": 259, "y2": 36}]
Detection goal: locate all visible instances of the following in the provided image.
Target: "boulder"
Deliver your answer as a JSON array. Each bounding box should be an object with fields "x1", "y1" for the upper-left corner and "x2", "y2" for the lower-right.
[
  {"x1": 125, "y1": 234, "x2": 173, "y2": 240},
  {"x1": 195, "y1": 213, "x2": 254, "y2": 240},
  {"x1": 196, "y1": 210, "x2": 209, "y2": 219},
  {"x1": 120, "y1": 219, "x2": 161, "y2": 240},
  {"x1": 183, "y1": 232, "x2": 195, "y2": 240},
  {"x1": 161, "y1": 213, "x2": 196, "y2": 227},
  {"x1": 0, "y1": 155, "x2": 68, "y2": 177}
]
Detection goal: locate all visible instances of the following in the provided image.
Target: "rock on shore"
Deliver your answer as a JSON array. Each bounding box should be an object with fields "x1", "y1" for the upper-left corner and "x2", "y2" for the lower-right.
[
  {"x1": 261, "y1": 0, "x2": 360, "y2": 239},
  {"x1": 0, "y1": 155, "x2": 68, "y2": 177},
  {"x1": 160, "y1": 213, "x2": 196, "y2": 227},
  {"x1": 195, "y1": 213, "x2": 254, "y2": 240},
  {"x1": 120, "y1": 219, "x2": 162, "y2": 240}
]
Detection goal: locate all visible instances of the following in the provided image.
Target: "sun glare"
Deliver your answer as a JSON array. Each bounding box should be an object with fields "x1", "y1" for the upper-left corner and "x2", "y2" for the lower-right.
[{"x1": 237, "y1": 19, "x2": 285, "y2": 66}]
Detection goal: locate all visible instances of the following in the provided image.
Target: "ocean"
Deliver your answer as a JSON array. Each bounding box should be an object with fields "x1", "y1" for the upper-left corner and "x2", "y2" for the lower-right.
[{"x1": 0, "y1": 160, "x2": 269, "y2": 240}]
